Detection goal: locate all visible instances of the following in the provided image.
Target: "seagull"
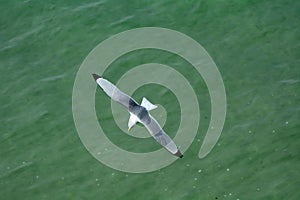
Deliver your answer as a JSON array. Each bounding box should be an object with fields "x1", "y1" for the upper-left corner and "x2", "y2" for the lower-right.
[{"x1": 92, "y1": 73, "x2": 183, "y2": 158}]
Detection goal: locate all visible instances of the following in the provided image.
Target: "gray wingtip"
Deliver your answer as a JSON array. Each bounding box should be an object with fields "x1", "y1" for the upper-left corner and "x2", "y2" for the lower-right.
[
  {"x1": 174, "y1": 150, "x2": 183, "y2": 158},
  {"x1": 92, "y1": 73, "x2": 102, "y2": 81}
]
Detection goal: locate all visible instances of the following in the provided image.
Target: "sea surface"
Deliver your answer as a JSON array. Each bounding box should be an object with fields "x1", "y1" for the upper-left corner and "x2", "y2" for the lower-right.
[{"x1": 1, "y1": 0, "x2": 299, "y2": 199}]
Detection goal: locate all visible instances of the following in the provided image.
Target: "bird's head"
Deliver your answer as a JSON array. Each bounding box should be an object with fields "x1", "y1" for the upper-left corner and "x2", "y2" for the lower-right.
[
  {"x1": 127, "y1": 121, "x2": 136, "y2": 132},
  {"x1": 127, "y1": 114, "x2": 138, "y2": 132}
]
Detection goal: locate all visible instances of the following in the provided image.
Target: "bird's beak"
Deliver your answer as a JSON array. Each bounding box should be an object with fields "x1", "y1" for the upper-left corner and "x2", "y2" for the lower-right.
[{"x1": 128, "y1": 127, "x2": 131, "y2": 132}]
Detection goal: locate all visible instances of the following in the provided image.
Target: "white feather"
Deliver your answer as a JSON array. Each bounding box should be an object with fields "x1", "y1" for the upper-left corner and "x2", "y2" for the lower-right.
[{"x1": 141, "y1": 97, "x2": 157, "y2": 111}]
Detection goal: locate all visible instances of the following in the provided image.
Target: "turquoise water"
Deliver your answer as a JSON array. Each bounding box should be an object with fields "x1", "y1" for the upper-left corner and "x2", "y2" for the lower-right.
[{"x1": 1, "y1": 0, "x2": 299, "y2": 199}]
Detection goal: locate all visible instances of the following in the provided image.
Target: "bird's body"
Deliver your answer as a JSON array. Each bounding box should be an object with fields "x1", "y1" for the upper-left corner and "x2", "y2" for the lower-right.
[{"x1": 92, "y1": 73, "x2": 183, "y2": 158}]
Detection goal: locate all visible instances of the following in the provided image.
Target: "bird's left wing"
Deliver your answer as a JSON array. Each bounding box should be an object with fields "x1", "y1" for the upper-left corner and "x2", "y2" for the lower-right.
[{"x1": 142, "y1": 114, "x2": 183, "y2": 158}]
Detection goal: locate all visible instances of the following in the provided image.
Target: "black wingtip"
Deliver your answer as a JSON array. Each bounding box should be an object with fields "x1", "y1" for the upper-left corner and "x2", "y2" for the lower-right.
[
  {"x1": 174, "y1": 150, "x2": 183, "y2": 158},
  {"x1": 92, "y1": 73, "x2": 102, "y2": 81}
]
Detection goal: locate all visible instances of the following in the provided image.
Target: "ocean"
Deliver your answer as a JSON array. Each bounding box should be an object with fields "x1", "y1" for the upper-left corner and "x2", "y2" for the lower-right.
[{"x1": 1, "y1": 0, "x2": 299, "y2": 199}]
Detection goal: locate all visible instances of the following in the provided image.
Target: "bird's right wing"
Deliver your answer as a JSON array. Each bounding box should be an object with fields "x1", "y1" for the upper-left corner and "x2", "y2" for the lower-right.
[
  {"x1": 95, "y1": 76, "x2": 138, "y2": 109},
  {"x1": 143, "y1": 115, "x2": 179, "y2": 155}
]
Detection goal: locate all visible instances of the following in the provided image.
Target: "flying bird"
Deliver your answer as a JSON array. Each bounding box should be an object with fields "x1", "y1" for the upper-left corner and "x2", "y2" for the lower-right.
[{"x1": 92, "y1": 73, "x2": 183, "y2": 158}]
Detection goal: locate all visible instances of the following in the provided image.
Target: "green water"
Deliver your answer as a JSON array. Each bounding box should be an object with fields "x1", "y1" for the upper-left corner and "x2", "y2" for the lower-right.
[{"x1": 1, "y1": 0, "x2": 299, "y2": 199}]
